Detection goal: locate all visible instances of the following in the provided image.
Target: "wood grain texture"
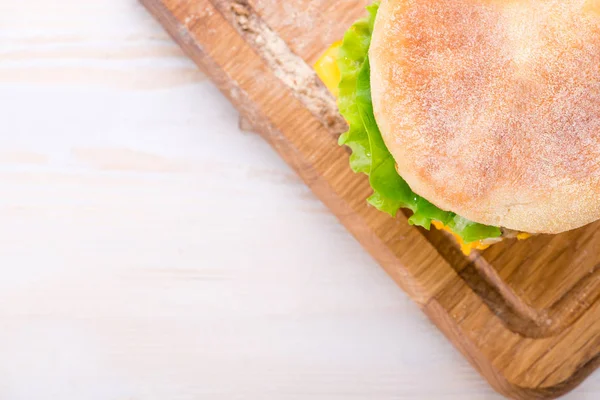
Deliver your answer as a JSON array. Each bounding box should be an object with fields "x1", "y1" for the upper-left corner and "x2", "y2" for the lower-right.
[
  {"x1": 139, "y1": 0, "x2": 600, "y2": 398},
  {"x1": 0, "y1": 2, "x2": 519, "y2": 399}
]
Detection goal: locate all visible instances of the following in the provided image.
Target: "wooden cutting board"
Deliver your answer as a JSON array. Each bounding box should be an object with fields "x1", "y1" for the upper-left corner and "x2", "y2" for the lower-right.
[{"x1": 140, "y1": 0, "x2": 600, "y2": 398}]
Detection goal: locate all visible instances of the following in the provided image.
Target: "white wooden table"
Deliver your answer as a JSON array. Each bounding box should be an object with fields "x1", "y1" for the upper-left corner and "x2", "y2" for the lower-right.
[{"x1": 0, "y1": 1, "x2": 598, "y2": 399}]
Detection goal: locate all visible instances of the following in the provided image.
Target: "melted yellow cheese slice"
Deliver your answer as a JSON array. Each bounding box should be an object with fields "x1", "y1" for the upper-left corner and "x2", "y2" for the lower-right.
[
  {"x1": 431, "y1": 221, "x2": 491, "y2": 255},
  {"x1": 314, "y1": 41, "x2": 342, "y2": 97}
]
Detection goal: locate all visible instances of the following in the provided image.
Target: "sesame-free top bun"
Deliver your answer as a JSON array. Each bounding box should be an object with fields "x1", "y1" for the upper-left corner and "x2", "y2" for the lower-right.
[{"x1": 369, "y1": 0, "x2": 600, "y2": 234}]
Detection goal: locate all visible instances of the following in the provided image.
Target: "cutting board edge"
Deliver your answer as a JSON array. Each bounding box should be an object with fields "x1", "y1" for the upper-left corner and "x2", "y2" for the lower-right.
[{"x1": 424, "y1": 297, "x2": 600, "y2": 400}]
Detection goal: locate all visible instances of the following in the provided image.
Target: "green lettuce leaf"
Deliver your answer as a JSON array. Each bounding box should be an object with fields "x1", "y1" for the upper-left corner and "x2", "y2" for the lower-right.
[{"x1": 336, "y1": 3, "x2": 501, "y2": 243}]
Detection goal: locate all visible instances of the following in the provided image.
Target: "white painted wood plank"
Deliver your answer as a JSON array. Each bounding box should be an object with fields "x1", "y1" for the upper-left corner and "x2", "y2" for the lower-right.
[{"x1": 0, "y1": 1, "x2": 598, "y2": 399}]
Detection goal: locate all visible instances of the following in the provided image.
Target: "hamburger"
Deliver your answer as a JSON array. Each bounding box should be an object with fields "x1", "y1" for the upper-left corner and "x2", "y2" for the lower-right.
[{"x1": 314, "y1": 0, "x2": 600, "y2": 254}]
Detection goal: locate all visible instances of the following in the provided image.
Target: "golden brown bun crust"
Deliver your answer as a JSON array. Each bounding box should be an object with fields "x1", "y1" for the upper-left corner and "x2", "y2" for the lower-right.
[{"x1": 369, "y1": 0, "x2": 600, "y2": 234}]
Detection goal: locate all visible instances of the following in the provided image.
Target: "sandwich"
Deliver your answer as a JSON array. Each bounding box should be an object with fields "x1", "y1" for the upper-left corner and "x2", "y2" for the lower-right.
[{"x1": 314, "y1": 0, "x2": 600, "y2": 254}]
